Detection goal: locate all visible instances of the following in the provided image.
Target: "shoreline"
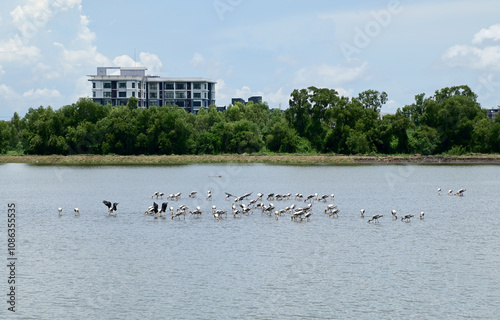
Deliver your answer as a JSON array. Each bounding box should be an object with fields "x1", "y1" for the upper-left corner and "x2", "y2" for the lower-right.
[{"x1": 1, "y1": 154, "x2": 500, "y2": 165}]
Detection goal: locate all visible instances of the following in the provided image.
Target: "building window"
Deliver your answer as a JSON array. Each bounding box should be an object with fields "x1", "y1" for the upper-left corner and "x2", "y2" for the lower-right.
[
  {"x1": 93, "y1": 82, "x2": 96, "y2": 88},
  {"x1": 103, "y1": 82, "x2": 111, "y2": 89},
  {"x1": 150, "y1": 92, "x2": 157, "y2": 99},
  {"x1": 119, "y1": 92, "x2": 126, "y2": 98},
  {"x1": 103, "y1": 92, "x2": 111, "y2": 97},
  {"x1": 193, "y1": 83, "x2": 201, "y2": 90},
  {"x1": 165, "y1": 92, "x2": 174, "y2": 99},
  {"x1": 93, "y1": 91, "x2": 96, "y2": 97},
  {"x1": 193, "y1": 101, "x2": 202, "y2": 107},
  {"x1": 193, "y1": 93, "x2": 201, "y2": 98},
  {"x1": 119, "y1": 82, "x2": 126, "y2": 89},
  {"x1": 149, "y1": 83, "x2": 157, "y2": 90},
  {"x1": 176, "y1": 101, "x2": 185, "y2": 107},
  {"x1": 176, "y1": 92, "x2": 185, "y2": 99},
  {"x1": 132, "y1": 92, "x2": 135, "y2": 97},
  {"x1": 204, "y1": 93, "x2": 207, "y2": 99},
  {"x1": 165, "y1": 83, "x2": 174, "y2": 90},
  {"x1": 132, "y1": 82, "x2": 136, "y2": 89},
  {"x1": 176, "y1": 83, "x2": 185, "y2": 90}
]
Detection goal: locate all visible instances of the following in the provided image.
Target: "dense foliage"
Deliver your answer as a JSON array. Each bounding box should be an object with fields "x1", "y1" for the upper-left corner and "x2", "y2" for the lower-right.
[{"x1": 0, "y1": 85, "x2": 498, "y2": 155}]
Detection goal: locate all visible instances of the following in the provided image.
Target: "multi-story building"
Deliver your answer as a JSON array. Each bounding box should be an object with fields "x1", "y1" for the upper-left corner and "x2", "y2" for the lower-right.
[
  {"x1": 88, "y1": 67, "x2": 216, "y2": 112},
  {"x1": 486, "y1": 108, "x2": 499, "y2": 120},
  {"x1": 248, "y1": 96, "x2": 262, "y2": 104},
  {"x1": 231, "y1": 98, "x2": 246, "y2": 105},
  {"x1": 230, "y1": 96, "x2": 263, "y2": 105}
]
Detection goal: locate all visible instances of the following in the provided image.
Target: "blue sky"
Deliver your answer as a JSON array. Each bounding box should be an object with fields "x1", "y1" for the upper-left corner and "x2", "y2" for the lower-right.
[{"x1": 1, "y1": 0, "x2": 499, "y2": 120}]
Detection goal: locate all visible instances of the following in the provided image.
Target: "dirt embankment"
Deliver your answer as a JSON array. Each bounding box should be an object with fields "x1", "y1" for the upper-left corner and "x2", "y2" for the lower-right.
[{"x1": 1, "y1": 154, "x2": 500, "y2": 165}]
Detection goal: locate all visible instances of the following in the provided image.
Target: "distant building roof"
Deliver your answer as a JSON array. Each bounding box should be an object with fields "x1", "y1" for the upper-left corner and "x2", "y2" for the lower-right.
[
  {"x1": 486, "y1": 108, "x2": 499, "y2": 120},
  {"x1": 231, "y1": 96, "x2": 263, "y2": 105},
  {"x1": 248, "y1": 96, "x2": 262, "y2": 103}
]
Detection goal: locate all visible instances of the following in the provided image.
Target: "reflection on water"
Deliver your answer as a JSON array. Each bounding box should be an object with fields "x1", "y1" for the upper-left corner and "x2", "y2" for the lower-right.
[{"x1": 1, "y1": 163, "x2": 499, "y2": 319}]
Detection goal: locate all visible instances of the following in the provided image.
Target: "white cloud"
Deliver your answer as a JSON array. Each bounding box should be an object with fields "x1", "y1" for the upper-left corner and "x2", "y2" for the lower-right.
[
  {"x1": 52, "y1": 0, "x2": 81, "y2": 11},
  {"x1": 139, "y1": 52, "x2": 162, "y2": 75},
  {"x1": 112, "y1": 55, "x2": 136, "y2": 68},
  {"x1": 72, "y1": 75, "x2": 92, "y2": 101},
  {"x1": 442, "y1": 45, "x2": 500, "y2": 69},
  {"x1": 472, "y1": 24, "x2": 500, "y2": 44},
  {"x1": 112, "y1": 52, "x2": 163, "y2": 75},
  {"x1": 334, "y1": 87, "x2": 354, "y2": 98},
  {"x1": 76, "y1": 14, "x2": 95, "y2": 44},
  {"x1": 55, "y1": 42, "x2": 110, "y2": 74},
  {"x1": 190, "y1": 53, "x2": 205, "y2": 68},
  {"x1": 10, "y1": 0, "x2": 81, "y2": 41},
  {"x1": 214, "y1": 78, "x2": 227, "y2": 102},
  {"x1": 293, "y1": 60, "x2": 369, "y2": 88},
  {"x1": 234, "y1": 86, "x2": 255, "y2": 99},
  {"x1": 0, "y1": 36, "x2": 41, "y2": 63},
  {"x1": 265, "y1": 87, "x2": 287, "y2": 108},
  {"x1": 10, "y1": 0, "x2": 53, "y2": 40},
  {"x1": 0, "y1": 84, "x2": 18, "y2": 100},
  {"x1": 34, "y1": 62, "x2": 62, "y2": 79},
  {"x1": 213, "y1": 80, "x2": 260, "y2": 106},
  {"x1": 23, "y1": 88, "x2": 61, "y2": 98},
  {"x1": 382, "y1": 99, "x2": 399, "y2": 114},
  {"x1": 442, "y1": 24, "x2": 500, "y2": 70}
]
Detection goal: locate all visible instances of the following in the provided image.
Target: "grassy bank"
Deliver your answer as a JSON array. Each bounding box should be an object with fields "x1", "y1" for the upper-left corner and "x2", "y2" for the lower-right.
[{"x1": 1, "y1": 154, "x2": 500, "y2": 165}]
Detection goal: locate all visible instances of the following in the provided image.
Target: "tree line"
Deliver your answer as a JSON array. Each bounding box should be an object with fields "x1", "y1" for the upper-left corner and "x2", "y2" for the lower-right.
[{"x1": 0, "y1": 85, "x2": 499, "y2": 156}]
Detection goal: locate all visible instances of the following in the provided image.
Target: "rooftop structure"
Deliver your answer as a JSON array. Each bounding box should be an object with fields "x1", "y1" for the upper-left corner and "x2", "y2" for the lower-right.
[
  {"x1": 248, "y1": 96, "x2": 262, "y2": 104},
  {"x1": 88, "y1": 67, "x2": 216, "y2": 112},
  {"x1": 231, "y1": 96, "x2": 263, "y2": 105}
]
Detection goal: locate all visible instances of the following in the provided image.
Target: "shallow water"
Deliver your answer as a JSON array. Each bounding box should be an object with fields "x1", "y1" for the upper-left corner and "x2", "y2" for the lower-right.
[{"x1": 0, "y1": 163, "x2": 499, "y2": 319}]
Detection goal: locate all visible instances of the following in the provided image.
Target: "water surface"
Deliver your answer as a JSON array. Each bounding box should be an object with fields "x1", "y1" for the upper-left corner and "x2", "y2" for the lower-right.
[{"x1": 0, "y1": 163, "x2": 499, "y2": 319}]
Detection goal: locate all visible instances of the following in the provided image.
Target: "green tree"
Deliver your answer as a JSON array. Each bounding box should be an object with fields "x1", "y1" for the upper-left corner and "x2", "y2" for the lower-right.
[
  {"x1": 407, "y1": 125, "x2": 439, "y2": 155},
  {"x1": 23, "y1": 106, "x2": 68, "y2": 154},
  {"x1": 195, "y1": 132, "x2": 221, "y2": 154},
  {"x1": 265, "y1": 118, "x2": 299, "y2": 153},
  {"x1": 471, "y1": 118, "x2": 491, "y2": 153},
  {"x1": 127, "y1": 96, "x2": 138, "y2": 110},
  {"x1": 286, "y1": 87, "x2": 342, "y2": 151},
  {"x1": 345, "y1": 129, "x2": 371, "y2": 154},
  {"x1": 356, "y1": 89, "x2": 388, "y2": 112}
]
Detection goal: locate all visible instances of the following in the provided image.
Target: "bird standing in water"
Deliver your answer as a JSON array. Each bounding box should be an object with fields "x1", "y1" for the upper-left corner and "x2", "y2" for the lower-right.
[{"x1": 103, "y1": 200, "x2": 118, "y2": 216}]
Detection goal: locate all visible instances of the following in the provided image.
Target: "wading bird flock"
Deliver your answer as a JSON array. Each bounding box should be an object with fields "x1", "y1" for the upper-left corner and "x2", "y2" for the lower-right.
[{"x1": 58, "y1": 187, "x2": 466, "y2": 223}]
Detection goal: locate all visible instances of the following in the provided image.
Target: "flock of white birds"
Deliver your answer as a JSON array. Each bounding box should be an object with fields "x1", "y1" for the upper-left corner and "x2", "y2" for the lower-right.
[
  {"x1": 58, "y1": 188, "x2": 466, "y2": 223},
  {"x1": 57, "y1": 187, "x2": 466, "y2": 223}
]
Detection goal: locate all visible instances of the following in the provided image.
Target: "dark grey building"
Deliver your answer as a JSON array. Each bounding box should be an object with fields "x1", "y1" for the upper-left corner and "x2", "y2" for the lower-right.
[
  {"x1": 247, "y1": 96, "x2": 262, "y2": 104},
  {"x1": 230, "y1": 96, "x2": 263, "y2": 105},
  {"x1": 231, "y1": 98, "x2": 246, "y2": 105}
]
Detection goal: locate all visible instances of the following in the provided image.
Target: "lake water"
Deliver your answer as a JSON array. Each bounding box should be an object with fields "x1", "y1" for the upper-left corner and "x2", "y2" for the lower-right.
[{"x1": 0, "y1": 163, "x2": 499, "y2": 319}]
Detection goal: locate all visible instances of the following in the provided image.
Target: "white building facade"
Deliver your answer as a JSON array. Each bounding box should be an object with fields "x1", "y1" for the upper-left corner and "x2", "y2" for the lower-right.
[{"x1": 88, "y1": 67, "x2": 216, "y2": 112}]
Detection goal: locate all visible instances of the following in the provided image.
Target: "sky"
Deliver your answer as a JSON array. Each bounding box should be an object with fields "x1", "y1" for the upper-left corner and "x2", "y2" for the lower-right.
[{"x1": 1, "y1": 0, "x2": 500, "y2": 120}]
